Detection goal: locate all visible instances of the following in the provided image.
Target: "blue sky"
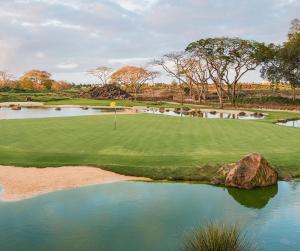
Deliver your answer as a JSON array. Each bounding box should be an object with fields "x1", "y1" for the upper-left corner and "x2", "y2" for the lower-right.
[{"x1": 0, "y1": 0, "x2": 299, "y2": 83}]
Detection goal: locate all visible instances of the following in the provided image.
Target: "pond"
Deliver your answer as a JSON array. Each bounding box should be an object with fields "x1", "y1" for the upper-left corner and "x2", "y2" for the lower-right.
[
  {"x1": 144, "y1": 109, "x2": 265, "y2": 120},
  {"x1": 0, "y1": 107, "x2": 120, "y2": 120},
  {"x1": 0, "y1": 181, "x2": 299, "y2": 251},
  {"x1": 277, "y1": 120, "x2": 300, "y2": 128}
]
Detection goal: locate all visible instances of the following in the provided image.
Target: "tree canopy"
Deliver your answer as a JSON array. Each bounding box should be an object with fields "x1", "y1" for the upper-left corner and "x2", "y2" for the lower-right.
[
  {"x1": 20, "y1": 69, "x2": 53, "y2": 89},
  {"x1": 87, "y1": 66, "x2": 113, "y2": 86},
  {"x1": 111, "y1": 66, "x2": 157, "y2": 100},
  {"x1": 186, "y1": 37, "x2": 265, "y2": 106},
  {"x1": 260, "y1": 33, "x2": 300, "y2": 101}
]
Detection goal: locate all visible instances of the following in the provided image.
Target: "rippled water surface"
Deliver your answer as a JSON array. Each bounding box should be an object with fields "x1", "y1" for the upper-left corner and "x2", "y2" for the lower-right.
[{"x1": 0, "y1": 182, "x2": 299, "y2": 251}]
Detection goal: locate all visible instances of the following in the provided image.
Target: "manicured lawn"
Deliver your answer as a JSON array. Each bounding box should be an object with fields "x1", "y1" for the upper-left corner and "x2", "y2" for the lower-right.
[{"x1": 0, "y1": 114, "x2": 299, "y2": 180}]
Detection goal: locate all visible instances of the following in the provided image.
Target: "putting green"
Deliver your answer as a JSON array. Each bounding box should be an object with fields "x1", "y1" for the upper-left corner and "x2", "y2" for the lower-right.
[{"x1": 0, "y1": 114, "x2": 299, "y2": 180}]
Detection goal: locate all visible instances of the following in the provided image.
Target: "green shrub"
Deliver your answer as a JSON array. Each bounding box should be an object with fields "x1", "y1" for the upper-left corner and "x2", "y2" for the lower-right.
[{"x1": 181, "y1": 223, "x2": 257, "y2": 251}]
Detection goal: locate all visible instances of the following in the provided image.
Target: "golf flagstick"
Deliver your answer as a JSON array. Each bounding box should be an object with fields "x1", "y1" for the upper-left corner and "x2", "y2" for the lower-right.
[{"x1": 110, "y1": 102, "x2": 117, "y2": 130}]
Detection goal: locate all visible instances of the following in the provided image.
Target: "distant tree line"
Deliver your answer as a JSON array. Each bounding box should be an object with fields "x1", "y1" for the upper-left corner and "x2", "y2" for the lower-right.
[
  {"x1": 1, "y1": 18, "x2": 299, "y2": 106},
  {"x1": 154, "y1": 18, "x2": 300, "y2": 107},
  {"x1": 0, "y1": 69, "x2": 72, "y2": 91}
]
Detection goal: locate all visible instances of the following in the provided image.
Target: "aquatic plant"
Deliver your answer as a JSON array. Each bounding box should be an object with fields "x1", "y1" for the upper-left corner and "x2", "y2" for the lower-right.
[{"x1": 181, "y1": 223, "x2": 257, "y2": 251}]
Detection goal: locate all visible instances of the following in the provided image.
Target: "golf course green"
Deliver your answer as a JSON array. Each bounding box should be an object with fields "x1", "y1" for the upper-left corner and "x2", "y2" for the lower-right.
[{"x1": 0, "y1": 114, "x2": 299, "y2": 180}]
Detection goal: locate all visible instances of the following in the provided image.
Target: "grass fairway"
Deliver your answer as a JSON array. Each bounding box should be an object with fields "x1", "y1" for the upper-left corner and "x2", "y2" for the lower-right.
[{"x1": 0, "y1": 114, "x2": 299, "y2": 180}]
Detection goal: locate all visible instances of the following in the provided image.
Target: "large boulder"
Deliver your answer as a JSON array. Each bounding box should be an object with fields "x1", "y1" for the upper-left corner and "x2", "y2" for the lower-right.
[{"x1": 224, "y1": 153, "x2": 278, "y2": 189}]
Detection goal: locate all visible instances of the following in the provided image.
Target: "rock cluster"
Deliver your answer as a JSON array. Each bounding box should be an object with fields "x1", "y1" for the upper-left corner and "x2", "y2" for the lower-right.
[{"x1": 90, "y1": 84, "x2": 131, "y2": 99}]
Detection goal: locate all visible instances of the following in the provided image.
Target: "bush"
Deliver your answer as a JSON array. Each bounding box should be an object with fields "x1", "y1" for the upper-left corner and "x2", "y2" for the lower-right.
[
  {"x1": 239, "y1": 96, "x2": 300, "y2": 105},
  {"x1": 181, "y1": 223, "x2": 257, "y2": 251}
]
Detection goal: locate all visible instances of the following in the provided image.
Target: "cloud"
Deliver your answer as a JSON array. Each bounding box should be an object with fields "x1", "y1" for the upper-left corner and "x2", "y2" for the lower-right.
[
  {"x1": 0, "y1": 0, "x2": 299, "y2": 82},
  {"x1": 14, "y1": 0, "x2": 81, "y2": 10},
  {"x1": 108, "y1": 57, "x2": 152, "y2": 64},
  {"x1": 56, "y1": 62, "x2": 79, "y2": 70},
  {"x1": 12, "y1": 19, "x2": 82, "y2": 30},
  {"x1": 115, "y1": 0, "x2": 158, "y2": 13},
  {"x1": 35, "y1": 52, "x2": 45, "y2": 59},
  {"x1": 0, "y1": 40, "x2": 19, "y2": 69}
]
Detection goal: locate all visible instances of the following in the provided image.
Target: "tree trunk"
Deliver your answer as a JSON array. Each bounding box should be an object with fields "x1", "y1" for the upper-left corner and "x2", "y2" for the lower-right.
[
  {"x1": 180, "y1": 90, "x2": 184, "y2": 106},
  {"x1": 214, "y1": 83, "x2": 224, "y2": 109},
  {"x1": 219, "y1": 96, "x2": 223, "y2": 109},
  {"x1": 232, "y1": 85, "x2": 237, "y2": 107},
  {"x1": 196, "y1": 86, "x2": 202, "y2": 104},
  {"x1": 292, "y1": 85, "x2": 296, "y2": 103},
  {"x1": 134, "y1": 89, "x2": 137, "y2": 101}
]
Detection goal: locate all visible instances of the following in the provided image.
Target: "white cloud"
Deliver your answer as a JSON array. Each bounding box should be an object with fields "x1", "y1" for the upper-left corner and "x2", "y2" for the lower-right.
[
  {"x1": 14, "y1": 0, "x2": 81, "y2": 10},
  {"x1": 115, "y1": 0, "x2": 158, "y2": 13},
  {"x1": 56, "y1": 62, "x2": 79, "y2": 70},
  {"x1": 276, "y1": 0, "x2": 296, "y2": 7},
  {"x1": 42, "y1": 19, "x2": 81, "y2": 30},
  {"x1": 0, "y1": 40, "x2": 18, "y2": 69},
  {"x1": 0, "y1": 10, "x2": 21, "y2": 18},
  {"x1": 35, "y1": 52, "x2": 45, "y2": 59},
  {"x1": 1, "y1": 0, "x2": 300, "y2": 83},
  {"x1": 12, "y1": 18, "x2": 82, "y2": 30},
  {"x1": 108, "y1": 57, "x2": 152, "y2": 64}
]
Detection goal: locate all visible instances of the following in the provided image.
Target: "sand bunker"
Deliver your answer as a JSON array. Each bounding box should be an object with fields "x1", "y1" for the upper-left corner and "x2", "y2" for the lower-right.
[{"x1": 0, "y1": 166, "x2": 149, "y2": 201}]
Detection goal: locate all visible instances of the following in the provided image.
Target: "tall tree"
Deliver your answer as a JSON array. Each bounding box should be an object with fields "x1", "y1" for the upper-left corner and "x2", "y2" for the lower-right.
[
  {"x1": 111, "y1": 66, "x2": 157, "y2": 101},
  {"x1": 261, "y1": 33, "x2": 300, "y2": 102},
  {"x1": 20, "y1": 69, "x2": 53, "y2": 89},
  {"x1": 181, "y1": 55, "x2": 210, "y2": 103},
  {"x1": 281, "y1": 33, "x2": 300, "y2": 101},
  {"x1": 88, "y1": 66, "x2": 113, "y2": 86},
  {"x1": 153, "y1": 52, "x2": 190, "y2": 105},
  {"x1": 288, "y1": 18, "x2": 300, "y2": 40},
  {"x1": 0, "y1": 70, "x2": 13, "y2": 88},
  {"x1": 260, "y1": 43, "x2": 283, "y2": 88},
  {"x1": 186, "y1": 37, "x2": 264, "y2": 107}
]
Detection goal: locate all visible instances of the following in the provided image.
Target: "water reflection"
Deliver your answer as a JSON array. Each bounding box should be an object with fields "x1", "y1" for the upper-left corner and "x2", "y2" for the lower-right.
[
  {"x1": 277, "y1": 120, "x2": 300, "y2": 128},
  {"x1": 227, "y1": 184, "x2": 278, "y2": 209},
  {"x1": 0, "y1": 107, "x2": 120, "y2": 120},
  {"x1": 0, "y1": 182, "x2": 299, "y2": 251},
  {"x1": 144, "y1": 109, "x2": 265, "y2": 120}
]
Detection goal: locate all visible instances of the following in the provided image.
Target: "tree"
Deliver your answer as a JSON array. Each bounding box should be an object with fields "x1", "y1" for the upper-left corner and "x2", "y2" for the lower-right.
[
  {"x1": 154, "y1": 52, "x2": 210, "y2": 104},
  {"x1": 111, "y1": 66, "x2": 157, "y2": 101},
  {"x1": 261, "y1": 33, "x2": 300, "y2": 102},
  {"x1": 280, "y1": 33, "x2": 300, "y2": 101},
  {"x1": 0, "y1": 70, "x2": 13, "y2": 88},
  {"x1": 288, "y1": 18, "x2": 300, "y2": 40},
  {"x1": 153, "y1": 52, "x2": 190, "y2": 105},
  {"x1": 260, "y1": 43, "x2": 283, "y2": 89},
  {"x1": 20, "y1": 69, "x2": 53, "y2": 90},
  {"x1": 51, "y1": 81, "x2": 72, "y2": 91},
  {"x1": 181, "y1": 55, "x2": 210, "y2": 103},
  {"x1": 87, "y1": 66, "x2": 113, "y2": 86},
  {"x1": 186, "y1": 37, "x2": 264, "y2": 107}
]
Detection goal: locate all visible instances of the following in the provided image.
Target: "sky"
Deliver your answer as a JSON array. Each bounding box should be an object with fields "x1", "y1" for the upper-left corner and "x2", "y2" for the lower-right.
[{"x1": 0, "y1": 0, "x2": 299, "y2": 83}]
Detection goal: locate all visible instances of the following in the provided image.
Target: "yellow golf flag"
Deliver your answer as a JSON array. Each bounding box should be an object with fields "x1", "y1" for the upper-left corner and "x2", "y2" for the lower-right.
[{"x1": 110, "y1": 102, "x2": 116, "y2": 108}]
